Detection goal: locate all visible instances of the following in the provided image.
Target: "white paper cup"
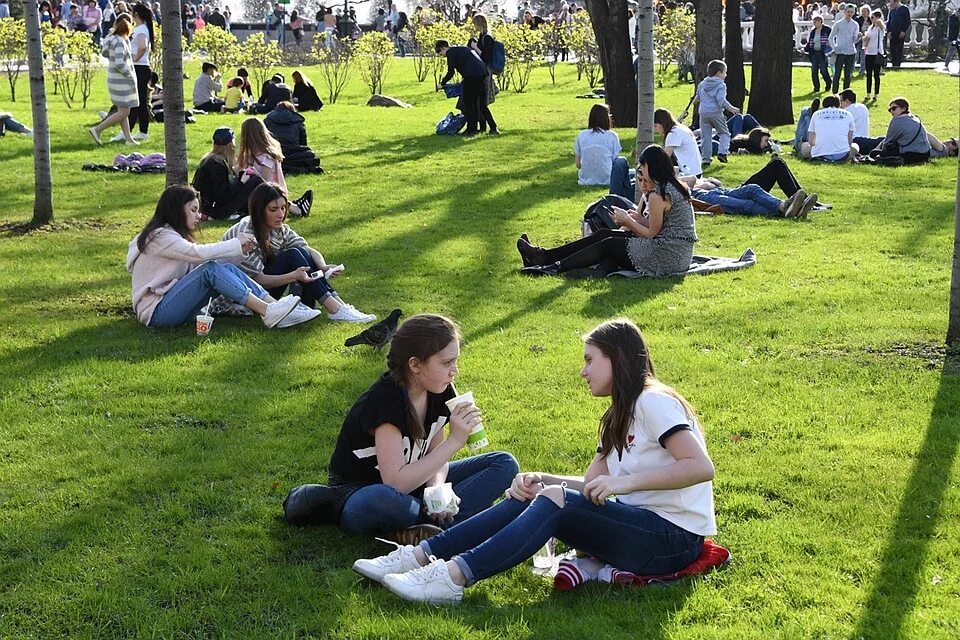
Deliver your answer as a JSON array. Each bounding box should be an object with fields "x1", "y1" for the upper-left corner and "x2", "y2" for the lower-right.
[
  {"x1": 196, "y1": 314, "x2": 214, "y2": 336},
  {"x1": 445, "y1": 391, "x2": 488, "y2": 451}
]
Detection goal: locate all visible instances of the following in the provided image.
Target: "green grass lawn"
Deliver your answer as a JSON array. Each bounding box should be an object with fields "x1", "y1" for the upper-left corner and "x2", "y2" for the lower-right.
[{"x1": 0, "y1": 61, "x2": 959, "y2": 639}]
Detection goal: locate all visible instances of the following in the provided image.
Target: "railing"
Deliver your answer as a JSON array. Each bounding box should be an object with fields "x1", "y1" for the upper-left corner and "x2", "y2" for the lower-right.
[{"x1": 740, "y1": 19, "x2": 935, "y2": 52}]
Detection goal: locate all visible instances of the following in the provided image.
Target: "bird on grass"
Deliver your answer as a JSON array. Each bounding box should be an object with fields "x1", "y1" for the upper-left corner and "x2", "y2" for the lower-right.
[{"x1": 344, "y1": 309, "x2": 403, "y2": 349}]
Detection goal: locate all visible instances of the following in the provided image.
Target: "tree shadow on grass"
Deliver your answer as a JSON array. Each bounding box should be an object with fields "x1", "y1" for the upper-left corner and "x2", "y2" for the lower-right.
[{"x1": 853, "y1": 363, "x2": 960, "y2": 639}]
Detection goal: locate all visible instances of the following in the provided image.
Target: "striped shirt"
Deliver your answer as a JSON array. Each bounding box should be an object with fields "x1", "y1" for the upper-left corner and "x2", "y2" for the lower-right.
[
  {"x1": 221, "y1": 216, "x2": 308, "y2": 275},
  {"x1": 102, "y1": 34, "x2": 139, "y2": 108}
]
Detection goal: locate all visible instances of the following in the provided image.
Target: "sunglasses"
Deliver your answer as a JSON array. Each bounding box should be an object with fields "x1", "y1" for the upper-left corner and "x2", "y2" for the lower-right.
[{"x1": 887, "y1": 106, "x2": 900, "y2": 113}]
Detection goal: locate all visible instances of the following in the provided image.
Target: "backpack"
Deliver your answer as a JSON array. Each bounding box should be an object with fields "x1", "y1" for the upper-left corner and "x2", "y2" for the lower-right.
[
  {"x1": 582, "y1": 195, "x2": 633, "y2": 235},
  {"x1": 436, "y1": 111, "x2": 466, "y2": 135},
  {"x1": 490, "y1": 39, "x2": 506, "y2": 74}
]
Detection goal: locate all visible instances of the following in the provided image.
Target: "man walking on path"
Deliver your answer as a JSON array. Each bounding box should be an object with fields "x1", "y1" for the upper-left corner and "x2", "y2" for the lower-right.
[
  {"x1": 944, "y1": 7, "x2": 959, "y2": 70},
  {"x1": 831, "y1": 4, "x2": 860, "y2": 92},
  {"x1": 886, "y1": 0, "x2": 910, "y2": 69}
]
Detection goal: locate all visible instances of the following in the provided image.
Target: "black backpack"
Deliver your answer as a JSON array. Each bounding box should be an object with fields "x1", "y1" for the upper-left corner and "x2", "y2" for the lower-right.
[{"x1": 583, "y1": 194, "x2": 634, "y2": 234}]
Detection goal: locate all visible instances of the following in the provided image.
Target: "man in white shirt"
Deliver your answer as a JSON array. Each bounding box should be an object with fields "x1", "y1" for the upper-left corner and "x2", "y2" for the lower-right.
[
  {"x1": 801, "y1": 94, "x2": 857, "y2": 162},
  {"x1": 840, "y1": 89, "x2": 869, "y2": 137}
]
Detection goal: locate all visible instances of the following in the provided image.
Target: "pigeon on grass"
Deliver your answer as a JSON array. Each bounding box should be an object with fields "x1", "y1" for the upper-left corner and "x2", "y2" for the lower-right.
[{"x1": 344, "y1": 309, "x2": 403, "y2": 349}]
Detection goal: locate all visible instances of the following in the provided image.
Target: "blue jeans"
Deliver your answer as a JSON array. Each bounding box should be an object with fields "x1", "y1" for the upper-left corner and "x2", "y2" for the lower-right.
[
  {"x1": 339, "y1": 451, "x2": 519, "y2": 534},
  {"x1": 832, "y1": 53, "x2": 856, "y2": 93},
  {"x1": 727, "y1": 113, "x2": 760, "y2": 137},
  {"x1": 0, "y1": 115, "x2": 29, "y2": 135},
  {"x1": 397, "y1": 34, "x2": 406, "y2": 56},
  {"x1": 423, "y1": 488, "x2": 704, "y2": 585},
  {"x1": 857, "y1": 44, "x2": 866, "y2": 73},
  {"x1": 692, "y1": 184, "x2": 782, "y2": 217},
  {"x1": 263, "y1": 247, "x2": 335, "y2": 308},
  {"x1": 148, "y1": 261, "x2": 267, "y2": 328},
  {"x1": 809, "y1": 49, "x2": 832, "y2": 91},
  {"x1": 609, "y1": 157, "x2": 636, "y2": 202}
]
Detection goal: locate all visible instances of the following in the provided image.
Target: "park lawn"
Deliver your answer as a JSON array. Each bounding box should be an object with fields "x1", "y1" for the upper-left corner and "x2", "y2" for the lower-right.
[{"x1": 0, "y1": 60, "x2": 958, "y2": 639}]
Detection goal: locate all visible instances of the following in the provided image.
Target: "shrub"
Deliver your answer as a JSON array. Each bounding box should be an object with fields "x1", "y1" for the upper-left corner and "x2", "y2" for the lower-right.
[
  {"x1": 353, "y1": 31, "x2": 394, "y2": 95},
  {"x1": 312, "y1": 36, "x2": 353, "y2": 103},
  {"x1": 654, "y1": 7, "x2": 696, "y2": 88},
  {"x1": 238, "y1": 32, "x2": 282, "y2": 93},
  {"x1": 568, "y1": 12, "x2": 600, "y2": 88},
  {"x1": 539, "y1": 20, "x2": 563, "y2": 85},
  {"x1": 416, "y1": 17, "x2": 470, "y2": 89},
  {"x1": 190, "y1": 25, "x2": 240, "y2": 71},
  {"x1": 0, "y1": 18, "x2": 26, "y2": 101},
  {"x1": 492, "y1": 22, "x2": 543, "y2": 93}
]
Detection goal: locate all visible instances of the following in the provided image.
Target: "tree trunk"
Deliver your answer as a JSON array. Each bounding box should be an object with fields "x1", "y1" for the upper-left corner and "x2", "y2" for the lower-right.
[
  {"x1": 161, "y1": 0, "x2": 189, "y2": 186},
  {"x1": 24, "y1": 0, "x2": 53, "y2": 226},
  {"x1": 724, "y1": 0, "x2": 746, "y2": 109},
  {"x1": 693, "y1": 0, "x2": 722, "y2": 83},
  {"x1": 584, "y1": 0, "x2": 637, "y2": 127},
  {"x1": 747, "y1": 0, "x2": 794, "y2": 126},
  {"x1": 635, "y1": 0, "x2": 655, "y2": 161},
  {"x1": 948, "y1": 157, "x2": 960, "y2": 347}
]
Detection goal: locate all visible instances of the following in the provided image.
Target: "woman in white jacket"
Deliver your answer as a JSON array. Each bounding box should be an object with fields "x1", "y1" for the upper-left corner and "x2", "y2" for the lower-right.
[{"x1": 126, "y1": 185, "x2": 318, "y2": 329}]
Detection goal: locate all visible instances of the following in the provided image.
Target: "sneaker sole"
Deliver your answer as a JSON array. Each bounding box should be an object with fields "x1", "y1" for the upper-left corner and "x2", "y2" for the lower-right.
[
  {"x1": 382, "y1": 576, "x2": 463, "y2": 605},
  {"x1": 278, "y1": 312, "x2": 322, "y2": 328},
  {"x1": 352, "y1": 560, "x2": 391, "y2": 583}
]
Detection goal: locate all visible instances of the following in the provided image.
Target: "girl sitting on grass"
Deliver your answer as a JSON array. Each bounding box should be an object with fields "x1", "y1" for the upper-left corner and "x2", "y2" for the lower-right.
[
  {"x1": 353, "y1": 318, "x2": 716, "y2": 604},
  {"x1": 236, "y1": 117, "x2": 313, "y2": 217},
  {"x1": 221, "y1": 182, "x2": 377, "y2": 324},
  {"x1": 126, "y1": 184, "x2": 310, "y2": 329},
  {"x1": 519, "y1": 144, "x2": 697, "y2": 278},
  {"x1": 327, "y1": 314, "x2": 519, "y2": 543}
]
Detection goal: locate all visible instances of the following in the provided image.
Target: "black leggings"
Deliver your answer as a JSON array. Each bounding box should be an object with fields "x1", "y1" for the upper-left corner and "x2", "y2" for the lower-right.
[
  {"x1": 742, "y1": 157, "x2": 802, "y2": 198},
  {"x1": 865, "y1": 54, "x2": 881, "y2": 95},
  {"x1": 543, "y1": 228, "x2": 634, "y2": 275},
  {"x1": 129, "y1": 65, "x2": 152, "y2": 134},
  {"x1": 207, "y1": 174, "x2": 264, "y2": 220}
]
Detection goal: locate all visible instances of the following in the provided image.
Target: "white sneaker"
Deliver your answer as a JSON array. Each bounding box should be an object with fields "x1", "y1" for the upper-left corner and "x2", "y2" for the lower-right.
[
  {"x1": 276, "y1": 302, "x2": 322, "y2": 328},
  {"x1": 382, "y1": 557, "x2": 464, "y2": 605},
  {"x1": 262, "y1": 295, "x2": 300, "y2": 328},
  {"x1": 327, "y1": 303, "x2": 376, "y2": 323},
  {"x1": 132, "y1": 132, "x2": 149, "y2": 141},
  {"x1": 353, "y1": 542, "x2": 423, "y2": 583},
  {"x1": 109, "y1": 132, "x2": 125, "y2": 143},
  {"x1": 97, "y1": 110, "x2": 108, "y2": 120}
]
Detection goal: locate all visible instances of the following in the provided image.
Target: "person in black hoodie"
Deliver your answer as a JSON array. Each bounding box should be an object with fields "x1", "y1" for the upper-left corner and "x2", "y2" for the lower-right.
[
  {"x1": 467, "y1": 14, "x2": 499, "y2": 134},
  {"x1": 250, "y1": 73, "x2": 294, "y2": 115},
  {"x1": 436, "y1": 39, "x2": 489, "y2": 137},
  {"x1": 291, "y1": 70, "x2": 323, "y2": 112},
  {"x1": 191, "y1": 126, "x2": 265, "y2": 220},
  {"x1": 264, "y1": 102, "x2": 323, "y2": 174}
]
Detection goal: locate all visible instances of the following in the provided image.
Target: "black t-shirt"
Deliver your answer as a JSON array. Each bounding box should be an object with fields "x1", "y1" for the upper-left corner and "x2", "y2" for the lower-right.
[{"x1": 328, "y1": 373, "x2": 456, "y2": 488}]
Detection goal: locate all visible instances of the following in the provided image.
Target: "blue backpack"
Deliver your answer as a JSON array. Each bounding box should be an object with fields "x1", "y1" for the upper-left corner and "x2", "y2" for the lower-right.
[
  {"x1": 436, "y1": 112, "x2": 466, "y2": 135},
  {"x1": 490, "y1": 39, "x2": 506, "y2": 75}
]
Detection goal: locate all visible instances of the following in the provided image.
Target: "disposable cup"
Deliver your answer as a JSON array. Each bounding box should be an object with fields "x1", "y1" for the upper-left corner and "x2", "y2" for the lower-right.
[
  {"x1": 196, "y1": 314, "x2": 214, "y2": 336},
  {"x1": 445, "y1": 391, "x2": 489, "y2": 451}
]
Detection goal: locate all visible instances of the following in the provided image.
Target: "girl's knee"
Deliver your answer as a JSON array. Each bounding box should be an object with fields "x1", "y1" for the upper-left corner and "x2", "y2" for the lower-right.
[{"x1": 537, "y1": 484, "x2": 566, "y2": 508}]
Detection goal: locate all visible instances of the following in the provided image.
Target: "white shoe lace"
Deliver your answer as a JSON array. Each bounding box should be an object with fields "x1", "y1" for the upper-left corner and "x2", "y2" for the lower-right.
[{"x1": 403, "y1": 556, "x2": 444, "y2": 585}]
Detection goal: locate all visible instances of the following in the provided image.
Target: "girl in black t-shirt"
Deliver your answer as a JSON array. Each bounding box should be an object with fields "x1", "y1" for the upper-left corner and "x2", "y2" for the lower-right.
[{"x1": 328, "y1": 314, "x2": 518, "y2": 541}]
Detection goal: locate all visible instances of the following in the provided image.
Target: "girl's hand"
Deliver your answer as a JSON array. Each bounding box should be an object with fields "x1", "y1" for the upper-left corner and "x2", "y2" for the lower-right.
[
  {"x1": 428, "y1": 496, "x2": 461, "y2": 525},
  {"x1": 293, "y1": 266, "x2": 316, "y2": 283},
  {"x1": 611, "y1": 207, "x2": 635, "y2": 228},
  {"x1": 239, "y1": 233, "x2": 257, "y2": 253},
  {"x1": 506, "y1": 472, "x2": 543, "y2": 502},
  {"x1": 448, "y1": 402, "x2": 481, "y2": 445},
  {"x1": 583, "y1": 475, "x2": 624, "y2": 505}
]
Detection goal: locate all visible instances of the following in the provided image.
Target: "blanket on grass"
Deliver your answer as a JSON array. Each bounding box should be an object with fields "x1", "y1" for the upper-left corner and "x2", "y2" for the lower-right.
[
  {"x1": 554, "y1": 539, "x2": 732, "y2": 591},
  {"x1": 607, "y1": 248, "x2": 756, "y2": 278}
]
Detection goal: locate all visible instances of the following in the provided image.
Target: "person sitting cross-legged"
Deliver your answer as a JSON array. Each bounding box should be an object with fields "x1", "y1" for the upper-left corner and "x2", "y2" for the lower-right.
[{"x1": 800, "y1": 94, "x2": 857, "y2": 162}]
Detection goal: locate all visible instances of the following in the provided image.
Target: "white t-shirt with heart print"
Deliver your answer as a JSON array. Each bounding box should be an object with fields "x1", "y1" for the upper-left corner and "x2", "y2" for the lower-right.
[{"x1": 603, "y1": 387, "x2": 717, "y2": 536}]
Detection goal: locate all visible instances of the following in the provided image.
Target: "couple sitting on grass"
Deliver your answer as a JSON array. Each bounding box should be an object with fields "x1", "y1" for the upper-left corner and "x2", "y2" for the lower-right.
[
  {"x1": 285, "y1": 313, "x2": 717, "y2": 605},
  {"x1": 126, "y1": 182, "x2": 377, "y2": 330}
]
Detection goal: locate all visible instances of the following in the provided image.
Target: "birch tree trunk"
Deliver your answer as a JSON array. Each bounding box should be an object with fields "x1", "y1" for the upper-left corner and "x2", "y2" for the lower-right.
[
  {"x1": 161, "y1": 0, "x2": 189, "y2": 186},
  {"x1": 947, "y1": 157, "x2": 960, "y2": 346},
  {"x1": 635, "y1": 0, "x2": 655, "y2": 164},
  {"x1": 24, "y1": 0, "x2": 53, "y2": 225}
]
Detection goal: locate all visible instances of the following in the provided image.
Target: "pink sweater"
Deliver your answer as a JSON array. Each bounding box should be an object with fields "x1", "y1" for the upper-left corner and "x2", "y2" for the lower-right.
[{"x1": 126, "y1": 226, "x2": 244, "y2": 326}]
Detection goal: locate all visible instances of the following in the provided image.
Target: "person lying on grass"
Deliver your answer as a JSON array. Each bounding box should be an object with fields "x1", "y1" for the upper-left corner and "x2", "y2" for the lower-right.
[
  {"x1": 221, "y1": 182, "x2": 377, "y2": 324},
  {"x1": 682, "y1": 175, "x2": 819, "y2": 219},
  {"x1": 353, "y1": 318, "x2": 716, "y2": 605},
  {"x1": 519, "y1": 145, "x2": 697, "y2": 278},
  {"x1": 126, "y1": 184, "x2": 312, "y2": 329},
  {"x1": 328, "y1": 314, "x2": 519, "y2": 542}
]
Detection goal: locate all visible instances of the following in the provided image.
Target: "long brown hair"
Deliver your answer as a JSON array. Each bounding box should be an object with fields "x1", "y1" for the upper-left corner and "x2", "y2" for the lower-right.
[
  {"x1": 585, "y1": 319, "x2": 697, "y2": 457},
  {"x1": 588, "y1": 103, "x2": 612, "y2": 132},
  {"x1": 247, "y1": 182, "x2": 288, "y2": 260},
  {"x1": 136, "y1": 185, "x2": 199, "y2": 253},
  {"x1": 200, "y1": 142, "x2": 235, "y2": 173},
  {"x1": 386, "y1": 314, "x2": 461, "y2": 439},
  {"x1": 236, "y1": 117, "x2": 284, "y2": 171}
]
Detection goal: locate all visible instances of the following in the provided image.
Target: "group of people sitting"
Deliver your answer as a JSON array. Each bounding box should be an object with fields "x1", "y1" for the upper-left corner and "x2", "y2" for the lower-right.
[{"x1": 192, "y1": 65, "x2": 324, "y2": 115}]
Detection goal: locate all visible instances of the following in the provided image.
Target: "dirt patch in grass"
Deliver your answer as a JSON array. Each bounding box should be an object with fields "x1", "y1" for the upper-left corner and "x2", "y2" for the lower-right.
[
  {"x1": 0, "y1": 218, "x2": 115, "y2": 238},
  {"x1": 141, "y1": 414, "x2": 231, "y2": 433},
  {"x1": 864, "y1": 343, "x2": 947, "y2": 370}
]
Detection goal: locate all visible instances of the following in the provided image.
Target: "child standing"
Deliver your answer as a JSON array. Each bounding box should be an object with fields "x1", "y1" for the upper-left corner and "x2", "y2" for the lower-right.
[{"x1": 696, "y1": 59, "x2": 739, "y2": 166}]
